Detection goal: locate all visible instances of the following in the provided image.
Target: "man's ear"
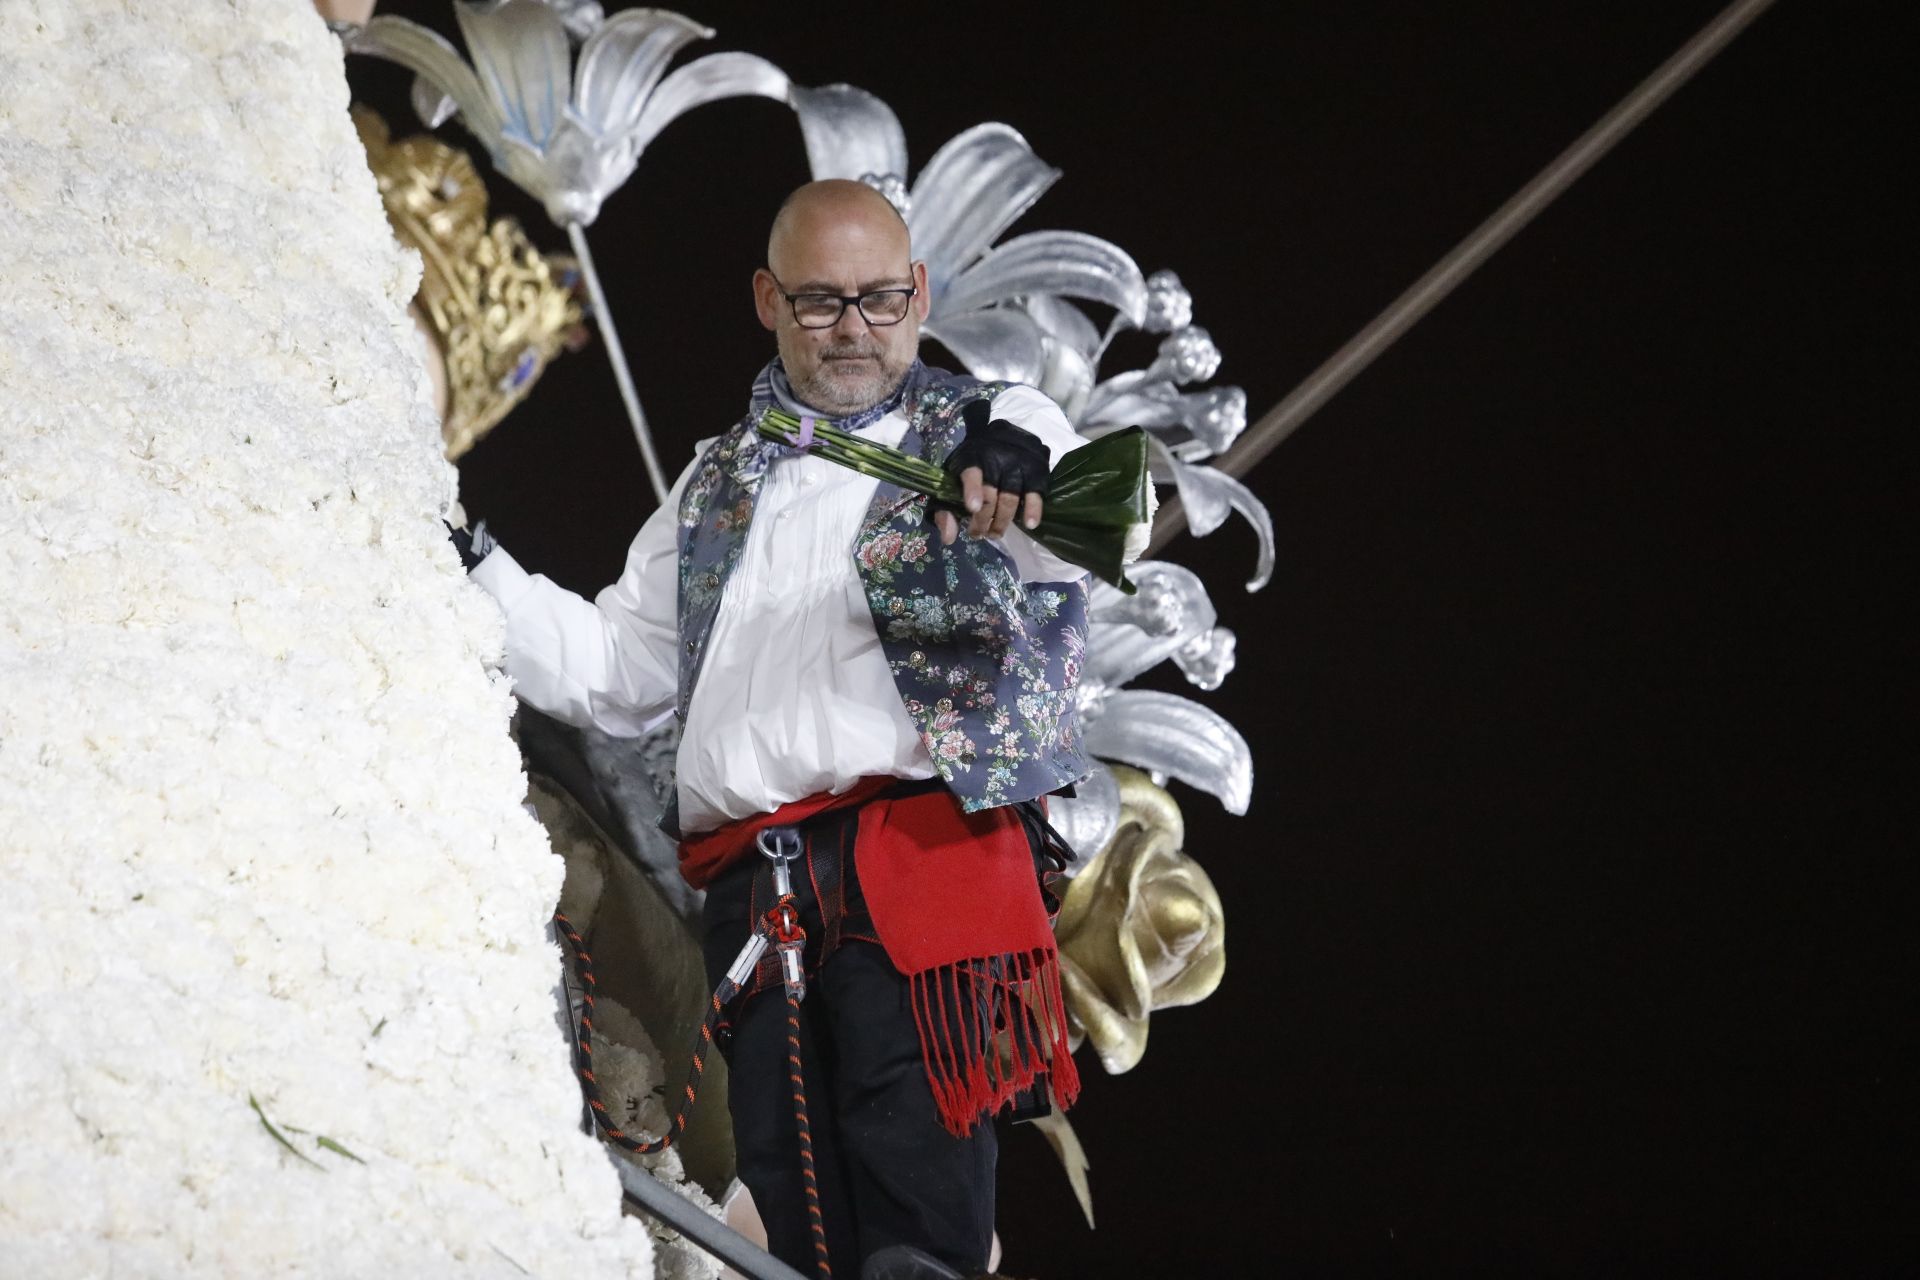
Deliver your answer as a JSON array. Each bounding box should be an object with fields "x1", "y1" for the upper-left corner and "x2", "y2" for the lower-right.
[
  {"x1": 753, "y1": 268, "x2": 782, "y2": 332},
  {"x1": 912, "y1": 260, "x2": 931, "y2": 321}
]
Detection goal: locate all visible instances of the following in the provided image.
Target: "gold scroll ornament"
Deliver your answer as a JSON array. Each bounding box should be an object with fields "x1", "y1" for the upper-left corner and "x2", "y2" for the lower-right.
[{"x1": 352, "y1": 107, "x2": 583, "y2": 460}]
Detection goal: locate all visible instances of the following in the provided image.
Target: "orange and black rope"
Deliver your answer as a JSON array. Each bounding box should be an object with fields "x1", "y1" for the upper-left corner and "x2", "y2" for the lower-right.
[
  {"x1": 554, "y1": 910, "x2": 735, "y2": 1156},
  {"x1": 765, "y1": 896, "x2": 832, "y2": 1279},
  {"x1": 560, "y1": 895, "x2": 834, "y2": 1279},
  {"x1": 784, "y1": 982, "x2": 831, "y2": 1276}
]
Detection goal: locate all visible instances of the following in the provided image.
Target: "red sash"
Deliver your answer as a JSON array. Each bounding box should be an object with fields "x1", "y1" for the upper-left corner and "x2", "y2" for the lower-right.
[{"x1": 678, "y1": 779, "x2": 1079, "y2": 1135}]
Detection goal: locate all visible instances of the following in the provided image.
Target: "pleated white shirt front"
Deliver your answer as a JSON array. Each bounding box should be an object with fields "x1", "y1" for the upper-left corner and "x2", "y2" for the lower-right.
[{"x1": 472, "y1": 386, "x2": 1084, "y2": 835}]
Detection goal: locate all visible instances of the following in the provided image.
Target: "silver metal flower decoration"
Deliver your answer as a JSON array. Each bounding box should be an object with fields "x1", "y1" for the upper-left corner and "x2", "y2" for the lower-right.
[
  {"x1": 349, "y1": 0, "x2": 791, "y2": 503},
  {"x1": 354, "y1": 1, "x2": 786, "y2": 227},
  {"x1": 1141, "y1": 270, "x2": 1194, "y2": 334},
  {"x1": 1079, "y1": 328, "x2": 1272, "y2": 591},
  {"x1": 792, "y1": 84, "x2": 1149, "y2": 389},
  {"x1": 1050, "y1": 561, "x2": 1253, "y2": 854}
]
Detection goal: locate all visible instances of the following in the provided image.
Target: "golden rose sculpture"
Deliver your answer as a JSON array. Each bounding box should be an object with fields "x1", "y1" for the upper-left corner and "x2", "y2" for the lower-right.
[{"x1": 1056, "y1": 765, "x2": 1226, "y2": 1075}]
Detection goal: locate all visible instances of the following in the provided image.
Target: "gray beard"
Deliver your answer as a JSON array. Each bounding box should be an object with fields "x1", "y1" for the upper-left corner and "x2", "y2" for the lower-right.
[{"x1": 787, "y1": 351, "x2": 913, "y2": 416}]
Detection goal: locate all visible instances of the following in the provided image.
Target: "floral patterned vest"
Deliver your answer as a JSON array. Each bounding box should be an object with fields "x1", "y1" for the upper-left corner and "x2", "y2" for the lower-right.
[{"x1": 673, "y1": 364, "x2": 1090, "y2": 813}]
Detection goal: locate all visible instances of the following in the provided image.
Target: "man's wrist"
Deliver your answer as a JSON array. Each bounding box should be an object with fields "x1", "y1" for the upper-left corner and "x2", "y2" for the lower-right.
[{"x1": 448, "y1": 518, "x2": 498, "y2": 572}]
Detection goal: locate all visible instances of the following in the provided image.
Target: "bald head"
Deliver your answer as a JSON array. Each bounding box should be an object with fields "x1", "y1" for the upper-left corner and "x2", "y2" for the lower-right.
[
  {"x1": 753, "y1": 179, "x2": 929, "y2": 416},
  {"x1": 767, "y1": 179, "x2": 910, "y2": 272}
]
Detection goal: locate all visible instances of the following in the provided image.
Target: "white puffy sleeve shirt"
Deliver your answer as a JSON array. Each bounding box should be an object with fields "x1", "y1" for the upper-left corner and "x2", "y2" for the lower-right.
[{"x1": 470, "y1": 384, "x2": 1086, "y2": 835}]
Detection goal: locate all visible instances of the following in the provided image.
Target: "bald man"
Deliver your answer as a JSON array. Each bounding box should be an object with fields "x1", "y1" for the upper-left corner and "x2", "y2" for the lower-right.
[{"x1": 463, "y1": 180, "x2": 1091, "y2": 1277}]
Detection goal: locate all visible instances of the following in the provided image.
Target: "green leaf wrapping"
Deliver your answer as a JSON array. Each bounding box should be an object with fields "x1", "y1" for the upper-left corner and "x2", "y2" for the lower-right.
[{"x1": 757, "y1": 411, "x2": 1150, "y2": 593}]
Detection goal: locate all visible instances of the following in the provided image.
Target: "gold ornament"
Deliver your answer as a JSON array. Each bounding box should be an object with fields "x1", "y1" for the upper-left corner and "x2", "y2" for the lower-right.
[
  {"x1": 352, "y1": 107, "x2": 583, "y2": 460},
  {"x1": 1056, "y1": 766, "x2": 1226, "y2": 1075}
]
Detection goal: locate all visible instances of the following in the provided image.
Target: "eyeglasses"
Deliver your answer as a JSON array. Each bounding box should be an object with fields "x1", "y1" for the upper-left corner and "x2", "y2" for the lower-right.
[{"x1": 769, "y1": 271, "x2": 918, "y2": 329}]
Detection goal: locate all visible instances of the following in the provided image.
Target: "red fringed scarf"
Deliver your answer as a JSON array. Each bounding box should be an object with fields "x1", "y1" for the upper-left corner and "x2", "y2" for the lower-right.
[
  {"x1": 678, "y1": 781, "x2": 1080, "y2": 1137},
  {"x1": 855, "y1": 788, "x2": 1080, "y2": 1136}
]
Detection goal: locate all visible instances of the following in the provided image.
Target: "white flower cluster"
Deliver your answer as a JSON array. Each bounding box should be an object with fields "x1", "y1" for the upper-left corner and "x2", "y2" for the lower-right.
[
  {"x1": 0, "y1": 2, "x2": 649, "y2": 1274},
  {"x1": 578, "y1": 999, "x2": 723, "y2": 1280}
]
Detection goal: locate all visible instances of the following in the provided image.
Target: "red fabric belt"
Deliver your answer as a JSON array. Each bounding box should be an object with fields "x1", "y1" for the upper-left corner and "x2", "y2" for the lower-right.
[
  {"x1": 682, "y1": 776, "x2": 1080, "y2": 1135},
  {"x1": 677, "y1": 775, "x2": 896, "y2": 891}
]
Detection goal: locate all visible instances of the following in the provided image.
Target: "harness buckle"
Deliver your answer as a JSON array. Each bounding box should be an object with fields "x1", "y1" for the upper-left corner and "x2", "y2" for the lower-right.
[
  {"x1": 756, "y1": 826, "x2": 802, "y2": 898},
  {"x1": 722, "y1": 930, "x2": 770, "y2": 988}
]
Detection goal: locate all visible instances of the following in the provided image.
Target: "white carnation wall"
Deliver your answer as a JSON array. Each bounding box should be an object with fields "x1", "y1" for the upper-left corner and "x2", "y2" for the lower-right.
[{"x1": 0, "y1": 2, "x2": 649, "y2": 1274}]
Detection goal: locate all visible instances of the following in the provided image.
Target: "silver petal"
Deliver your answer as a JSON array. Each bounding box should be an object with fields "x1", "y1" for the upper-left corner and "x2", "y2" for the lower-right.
[
  {"x1": 1089, "y1": 560, "x2": 1205, "y2": 632},
  {"x1": 921, "y1": 308, "x2": 1047, "y2": 385},
  {"x1": 1022, "y1": 296, "x2": 1101, "y2": 418},
  {"x1": 1087, "y1": 384, "x2": 1247, "y2": 459},
  {"x1": 1083, "y1": 691, "x2": 1252, "y2": 816},
  {"x1": 1079, "y1": 382, "x2": 1186, "y2": 430},
  {"x1": 1047, "y1": 760, "x2": 1121, "y2": 875},
  {"x1": 572, "y1": 7, "x2": 713, "y2": 140},
  {"x1": 545, "y1": 0, "x2": 606, "y2": 43},
  {"x1": 454, "y1": 0, "x2": 571, "y2": 150},
  {"x1": 629, "y1": 52, "x2": 791, "y2": 156},
  {"x1": 1079, "y1": 366, "x2": 1150, "y2": 425},
  {"x1": 936, "y1": 230, "x2": 1147, "y2": 327},
  {"x1": 352, "y1": 16, "x2": 505, "y2": 146},
  {"x1": 910, "y1": 123, "x2": 1060, "y2": 303},
  {"x1": 1087, "y1": 562, "x2": 1220, "y2": 689},
  {"x1": 790, "y1": 83, "x2": 908, "y2": 184},
  {"x1": 499, "y1": 116, "x2": 621, "y2": 226},
  {"x1": 1037, "y1": 330, "x2": 1098, "y2": 422},
  {"x1": 1023, "y1": 294, "x2": 1102, "y2": 361},
  {"x1": 410, "y1": 75, "x2": 459, "y2": 129},
  {"x1": 1150, "y1": 440, "x2": 1276, "y2": 591}
]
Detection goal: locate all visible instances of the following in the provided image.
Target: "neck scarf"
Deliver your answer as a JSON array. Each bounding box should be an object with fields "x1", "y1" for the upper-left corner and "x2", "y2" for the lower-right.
[{"x1": 755, "y1": 356, "x2": 926, "y2": 433}]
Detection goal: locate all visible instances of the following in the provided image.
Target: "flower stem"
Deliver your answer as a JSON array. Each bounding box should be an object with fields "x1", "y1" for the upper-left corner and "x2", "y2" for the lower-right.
[
  {"x1": 569, "y1": 222, "x2": 670, "y2": 505},
  {"x1": 758, "y1": 410, "x2": 962, "y2": 501}
]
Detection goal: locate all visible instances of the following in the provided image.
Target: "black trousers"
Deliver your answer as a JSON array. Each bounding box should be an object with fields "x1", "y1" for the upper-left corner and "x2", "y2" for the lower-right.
[{"x1": 701, "y1": 810, "x2": 997, "y2": 1277}]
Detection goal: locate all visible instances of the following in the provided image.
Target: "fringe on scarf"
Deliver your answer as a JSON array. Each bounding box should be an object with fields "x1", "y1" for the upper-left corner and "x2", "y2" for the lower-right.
[{"x1": 909, "y1": 944, "x2": 1082, "y2": 1138}]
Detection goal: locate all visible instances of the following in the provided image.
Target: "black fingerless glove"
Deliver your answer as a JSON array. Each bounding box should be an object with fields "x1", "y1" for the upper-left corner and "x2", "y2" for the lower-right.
[
  {"x1": 942, "y1": 399, "x2": 1052, "y2": 501},
  {"x1": 447, "y1": 518, "x2": 498, "y2": 572}
]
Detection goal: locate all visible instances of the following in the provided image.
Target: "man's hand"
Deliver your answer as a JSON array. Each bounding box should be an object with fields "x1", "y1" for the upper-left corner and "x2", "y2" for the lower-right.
[
  {"x1": 935, "y1": 401, "x2": 1052, "y2": 545},
  {"x1": 448, "y1": 518, "x2": 497, "y2": 572}
]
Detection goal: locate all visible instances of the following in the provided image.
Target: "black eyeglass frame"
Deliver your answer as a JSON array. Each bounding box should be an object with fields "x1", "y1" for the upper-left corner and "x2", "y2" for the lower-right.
[{"x1": 768, "y1": 271, "x2": 921, "y2": 329}]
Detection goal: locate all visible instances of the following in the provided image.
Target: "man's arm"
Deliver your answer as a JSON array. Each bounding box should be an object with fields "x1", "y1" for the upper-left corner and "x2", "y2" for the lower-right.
[{"x1": 465, "y1": 452, "x2": 705, "y2": 736}]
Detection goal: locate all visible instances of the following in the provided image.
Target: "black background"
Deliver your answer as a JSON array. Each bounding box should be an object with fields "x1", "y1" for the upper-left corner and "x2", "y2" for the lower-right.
[{"x1": 353, "y1": 3, "x2": 1910, "y2": 1274}]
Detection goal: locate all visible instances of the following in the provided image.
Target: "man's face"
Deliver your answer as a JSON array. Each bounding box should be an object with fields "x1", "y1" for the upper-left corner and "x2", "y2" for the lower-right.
[{"x1": 753, "y1": 201, "x2": 931, "y2": 416}]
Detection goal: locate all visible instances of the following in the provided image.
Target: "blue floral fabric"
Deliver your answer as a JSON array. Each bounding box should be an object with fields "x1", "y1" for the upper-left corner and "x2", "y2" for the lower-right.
[{"x1": 674, "y1": 361, "x2": 1090, "y2": 812}]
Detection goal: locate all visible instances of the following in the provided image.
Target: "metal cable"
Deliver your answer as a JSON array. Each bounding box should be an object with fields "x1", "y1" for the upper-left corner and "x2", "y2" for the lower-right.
[{"x1": 1148, "y1": 0, "x2": 1780, "y2": 553}]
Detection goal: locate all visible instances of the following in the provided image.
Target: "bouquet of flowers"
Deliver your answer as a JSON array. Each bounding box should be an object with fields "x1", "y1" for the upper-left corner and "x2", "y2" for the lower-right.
[{"x1": 757, "y1": 408, "x2": 1155, "y2": 593}]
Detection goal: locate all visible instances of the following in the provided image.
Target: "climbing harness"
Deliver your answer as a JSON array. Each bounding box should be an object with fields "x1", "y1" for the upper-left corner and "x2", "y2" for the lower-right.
[{"x1": 555, "y1": 823, "x2": 833, "y2": 1278}]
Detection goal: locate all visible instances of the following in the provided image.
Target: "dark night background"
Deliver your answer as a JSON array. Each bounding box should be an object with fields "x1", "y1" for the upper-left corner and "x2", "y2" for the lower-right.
[{"x1": 354, "y1": 3, "x2": 1909, "y2": 1274}]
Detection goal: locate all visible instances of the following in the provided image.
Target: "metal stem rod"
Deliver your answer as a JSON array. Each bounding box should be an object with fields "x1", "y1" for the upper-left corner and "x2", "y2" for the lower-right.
[
  {"x1": 613, "y1": 1162, "x2": 809, "y2": 1280},
  {"x1": 568, "y1": 222, "x2": 672, "y2": 505},
  {"x1": 1149, "y1": 0, "x2": 1778, "y2": 553}
]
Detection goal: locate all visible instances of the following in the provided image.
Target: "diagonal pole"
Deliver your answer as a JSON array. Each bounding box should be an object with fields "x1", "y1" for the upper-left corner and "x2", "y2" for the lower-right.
[
  {"x1": 569, "y1": 222, "x2": 672, "y2": 505},
  {"x1": 1148, "y1": 0, "x2": 1779, "y2": 554},
  {"x1": 613, "y1": 1161, "x2": 810, "y2": 1280}
]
